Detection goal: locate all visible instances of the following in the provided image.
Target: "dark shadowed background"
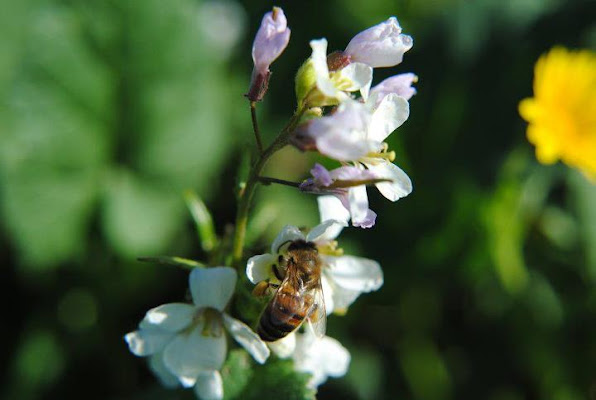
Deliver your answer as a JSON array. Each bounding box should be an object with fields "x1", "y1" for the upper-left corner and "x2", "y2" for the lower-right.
[{"x1": 1, "y1": 0, "x2": 595, "y2": 399}]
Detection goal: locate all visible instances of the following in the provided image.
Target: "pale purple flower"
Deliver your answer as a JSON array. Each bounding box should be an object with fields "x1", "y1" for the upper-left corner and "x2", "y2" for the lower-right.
[
  {"x1": 300, "y1": 163, "x2": 378, "y2": 228},
  {"x1": 369, "y1": 73, "x2": 417, "y2": 106},
  {"x1": 344, "y1": 17, "x2": 413, "y2": 68},
  {"x1": 292, "y1": 100, "x2": 379, "y2": 161},
  {"x1": 246, "y1": 7, "x2": 291, "y2": 102}
]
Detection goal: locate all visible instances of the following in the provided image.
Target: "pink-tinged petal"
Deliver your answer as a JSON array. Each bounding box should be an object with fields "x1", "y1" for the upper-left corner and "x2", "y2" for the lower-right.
[
  {"x1": 311, "y1": 163, "x2": 333, "y2": 186},
  {"x1": 251, "y1": 7, "x2": 290, "y2": 72},
  {"x1": 348, "y1": 185, "x2": 375, "y2": 228},
  {"x1": 247, "y1": 7, "x2": 291, "y2": 102},
  {"x1": 370, "y1": 73, "x2": 417, "y2": 103},
  {"x1": 352, "y1": 209, "x2": 376, "y2": 229},
  {"x1": 311, "y1": 101, "x2": 378, "y2": 161},
  {"x1": 365, "y1": 160, "x2": 412, "y2": 201},
  {"x1": 328, "y1": 165, "x2": 377, "y2": 181},
  {"x1": 189, "y1": 267, "x2": 237, "y2": 311},
  {"x1": 344, "y1": 17, "x2": 413, "y2": 68},
  {"x1": 368, "y1": 93, "x2": 409, "y2": 143},
  {"x1": 194, "y1": 370, "x2": 224, "y2": 400}
]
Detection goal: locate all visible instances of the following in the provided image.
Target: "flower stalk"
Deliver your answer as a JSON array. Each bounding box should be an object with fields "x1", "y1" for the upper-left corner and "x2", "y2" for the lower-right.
[{"x1": 231, "y1": 109, "x2": 306, "y2": 266}]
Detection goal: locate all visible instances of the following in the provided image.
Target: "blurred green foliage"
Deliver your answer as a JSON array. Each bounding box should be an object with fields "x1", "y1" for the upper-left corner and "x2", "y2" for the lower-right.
[{"x1": 1, "y1": 0, "x2": 595, "y2": 399}]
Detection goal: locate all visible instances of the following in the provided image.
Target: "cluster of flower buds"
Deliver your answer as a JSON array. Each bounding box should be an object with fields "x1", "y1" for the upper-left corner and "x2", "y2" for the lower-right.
[{"x1": 125, "y1": 7, "x2": 416, "y2": 400}]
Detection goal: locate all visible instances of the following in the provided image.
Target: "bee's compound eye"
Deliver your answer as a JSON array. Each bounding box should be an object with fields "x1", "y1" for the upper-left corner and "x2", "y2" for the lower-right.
[{"x1": 278, "y1": 255, "x2": 284, "y2": 263}]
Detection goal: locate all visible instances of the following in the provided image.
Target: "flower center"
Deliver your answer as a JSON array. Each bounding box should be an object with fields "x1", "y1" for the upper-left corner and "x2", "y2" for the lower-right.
[
  {"x1": 317, "y1": 240, "x2": 344, "y2": 256},
  {"x1": 364, "y1": 143, "x2": 396, "y2": 163},
  {"x1": 198, "y1": 308, "x2": 224, "y2": 338}
]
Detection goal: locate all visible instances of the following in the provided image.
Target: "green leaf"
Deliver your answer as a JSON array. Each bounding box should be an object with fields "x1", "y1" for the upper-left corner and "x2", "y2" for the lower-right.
[
  {"x1": 184, "y1": 190, "x2": 217, "y2": 252},
  {"x1": 101, "y1": 168, "x2": 185, "y2": 258},
  {"x1": 137, "y1": 256, "x2": 205, "y2": 269},
  {"x1": 242, "y1": 358, "x2": 316, "y2": 400},
  {"x1": 221, "y1": 350, "x2": 253, "y2": 400}
]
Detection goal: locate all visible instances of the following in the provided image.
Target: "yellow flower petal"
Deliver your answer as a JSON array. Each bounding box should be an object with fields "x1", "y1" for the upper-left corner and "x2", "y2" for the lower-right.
[{"x1": 519, "y1": 47, "x2": 596, "y2": 180}]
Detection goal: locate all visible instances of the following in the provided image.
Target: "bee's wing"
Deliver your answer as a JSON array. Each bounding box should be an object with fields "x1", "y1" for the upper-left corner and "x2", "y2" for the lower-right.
[
  {"x1": 306, "y1": 280, "x2": 326, "y2": 338},
  {"x1": 270, "y1": 269, "x2": 308, "y2": 325}
]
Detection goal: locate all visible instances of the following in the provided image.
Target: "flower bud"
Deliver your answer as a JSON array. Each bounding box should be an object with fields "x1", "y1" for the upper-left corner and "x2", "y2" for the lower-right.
[
  {"x1": 344, "y1": 17, "x2": 412, "y2": 68},
  {"x1": 246, "y1": 7, "x2": 291, "y2": 102}
]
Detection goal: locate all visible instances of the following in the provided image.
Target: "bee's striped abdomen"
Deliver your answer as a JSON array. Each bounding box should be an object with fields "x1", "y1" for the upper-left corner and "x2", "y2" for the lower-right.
[{"x1": 257, "y1": 293, "x2": 308, "y2": 342}]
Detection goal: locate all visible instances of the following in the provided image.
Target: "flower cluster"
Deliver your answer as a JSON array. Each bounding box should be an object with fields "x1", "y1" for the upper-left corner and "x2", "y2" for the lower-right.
[
  {"x1": 125, "y1": 8, "x2": 416, "y2": 399},
  {"x1": 291, "y1": 16, "x2": 416, "y2": 228}
]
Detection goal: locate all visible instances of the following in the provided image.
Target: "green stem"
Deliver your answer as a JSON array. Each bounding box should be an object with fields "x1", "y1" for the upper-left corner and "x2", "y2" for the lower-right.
[{"x1": 231, "y1": 109, "x2": 305, "y2": 267}]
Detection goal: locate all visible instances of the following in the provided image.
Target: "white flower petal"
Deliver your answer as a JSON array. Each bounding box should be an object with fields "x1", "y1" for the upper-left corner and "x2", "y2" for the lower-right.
[
  {"x1": 246, "y1": 253, "x2": 276, "y2": 284},
  {"x1": 368, "y1": 93, "x2": 409, "y2": 142},
  {"x1": 271, "y1": 225, "x2": 305, "y2": 253},
  {"x1": 293, "y1": 333, "x2": 351, "y2": 387},
  {"x1": 329, "y1": 286, "x2": 362, "y2": 312},
  {"x1": 317, "y1": 336, "x2": 351, "y2": 378},
  {"x1": 141, "y1": 303, "x2": 196, "y2": 332},
  {"x1": 313, "y1": 101, "x2": 378, "y2": 161},
  {"x1": 149, "y1": 353, "x2": 180, "y2": 388},
  {"x1": 345, "y1": 17, "x2": 413, "y2": 68},
  {"x1": 125, "y1": 328, "x2": 175, "y2": 357},
  {"x1": 318, "y1": 196, "x2": 350, "y2": 235},
  {"x1": 194, "y1": 370, "x2": 224, "y2": 400},
  {"x1": 370, "y1": 72, "x2": 417, "y2": 103},
  {"x1": 348, "y1": 185, "x2": 370, "y2": 226},
  {"x1": 324, "y1": 255, "x2": 383, "y2": 292},
  {"x1": 268, "y1": 332, "x2": 296, "y2": 358},
  {"x1": 163, "y1": 323, "x2": 227, "y2": 386},
  {"x1": 321, "y1": 275, "x2": 335, "y2": 315},
  {"x1": 366, "y1": 160, "x2": 412, "y2": 201},
  {"x1": 310, "y1": 38, "x2": 348, "y2": 100},
  {"x1": 190, "y1": 267, "x2": 237, "y2": 311},
  {"x1": 222, "y1": 314, "x2": 270, "y2": 364},
  {"x1": 338, "y1": 62, "x2": 372, "y2": 100},
  {"x1": 306, "y1": 219, "x2": 347, "y2": 242}
]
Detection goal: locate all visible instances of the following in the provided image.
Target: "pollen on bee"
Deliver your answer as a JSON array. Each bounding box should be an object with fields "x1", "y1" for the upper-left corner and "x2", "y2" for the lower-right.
[{"x1": 252, "y1": 281, "x2": 271, "y2": 297}]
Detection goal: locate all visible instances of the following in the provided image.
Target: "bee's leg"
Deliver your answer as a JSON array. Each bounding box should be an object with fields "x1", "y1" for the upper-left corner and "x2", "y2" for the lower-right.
[
  {"x1": 272, "y1": 262, "x2": 285, "y2": 281},
  {"x1": 252, "y1": 281, "x2": 271, "y2": 297}
]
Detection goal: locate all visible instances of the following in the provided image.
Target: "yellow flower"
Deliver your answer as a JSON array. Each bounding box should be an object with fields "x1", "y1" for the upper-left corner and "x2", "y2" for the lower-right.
[{"x1": 519, "y1": 47, "x2": 596, "y2": 180}]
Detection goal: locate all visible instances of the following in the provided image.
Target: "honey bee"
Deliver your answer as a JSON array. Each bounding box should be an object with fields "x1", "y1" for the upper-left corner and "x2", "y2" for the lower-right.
[{"x1": 256, "y1": 239, "x2": 326, "y2": 342}]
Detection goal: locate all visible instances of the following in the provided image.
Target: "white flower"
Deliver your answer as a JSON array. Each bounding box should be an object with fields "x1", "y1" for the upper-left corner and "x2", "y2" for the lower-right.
[
  {"x1": 125, "y1": 267, "x2": 270, "y2": 400},
  {"x1": 293, "y1": 331, "x2": 351, "y2": 388},
  {"x1": 246, "y1": 221, "x2": 383, "y2": 315},
  {"x1": 247, "y1": 7, "x2": 291, "y2": 102},
  {"x1": 309, "y1": 38, "x2": 373, "y2": 104},
  {"x1": 344, "y1": 16, "x2": 413, "y2": 68},
  {"x1": 295, "y1": 84, "x2": 413, "y2": 210}
]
